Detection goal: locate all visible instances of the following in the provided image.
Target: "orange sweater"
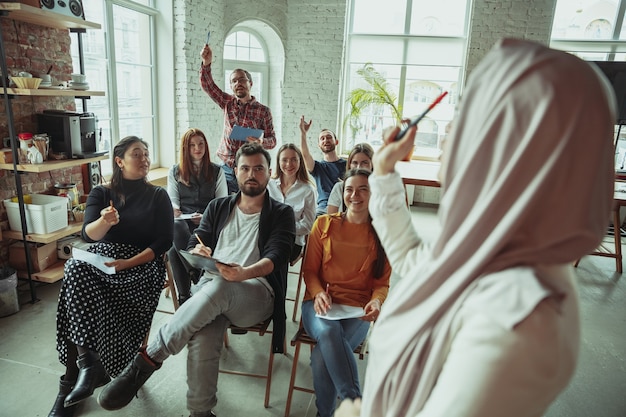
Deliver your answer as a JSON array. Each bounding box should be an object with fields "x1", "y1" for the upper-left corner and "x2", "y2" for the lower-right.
[{"x1": 303, "y1": 214, "x2": 391, "y2": 307}]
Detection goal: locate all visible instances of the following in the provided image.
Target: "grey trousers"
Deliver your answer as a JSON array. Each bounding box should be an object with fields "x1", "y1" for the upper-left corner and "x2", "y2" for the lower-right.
[{"x1": 147, "y1": 274, "x2": 274, "y2": 413}]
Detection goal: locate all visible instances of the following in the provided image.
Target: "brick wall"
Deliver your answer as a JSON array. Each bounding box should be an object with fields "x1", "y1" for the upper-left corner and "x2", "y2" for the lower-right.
[
  {"x1": 465, "y1": 0, "x2": 557, "y2": 76},
  {"x1": 0, "y1": 20, "x2": 82, "y2": 264}
]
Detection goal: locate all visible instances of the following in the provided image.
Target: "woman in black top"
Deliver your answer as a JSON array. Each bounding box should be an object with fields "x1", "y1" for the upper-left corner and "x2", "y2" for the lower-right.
[
  {"x1": 50, "y1": 136, "x2": 173, "y2": 417},
  {"x1": 166, "y1": 128, "x2": 227, "y2": 304}
]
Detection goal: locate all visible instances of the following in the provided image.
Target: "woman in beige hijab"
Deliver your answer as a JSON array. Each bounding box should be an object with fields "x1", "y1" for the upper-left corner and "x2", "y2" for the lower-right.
[{"x1": 336, "y1": 39, "x2": 616, "y2": 417}]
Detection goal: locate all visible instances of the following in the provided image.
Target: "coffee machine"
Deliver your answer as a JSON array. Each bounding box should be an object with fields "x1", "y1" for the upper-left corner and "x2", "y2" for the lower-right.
[{"x1": 37, "y1": 110, "x2": 105, "y2": 158}]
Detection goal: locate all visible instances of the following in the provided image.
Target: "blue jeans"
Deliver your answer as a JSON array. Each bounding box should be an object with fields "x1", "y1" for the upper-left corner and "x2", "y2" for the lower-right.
[
  {"x1": 301, "y1": 301, "x2": 370, "y2": 417},
  {"x1": 220, "y1": 163, "x2": 239, "y2": 195}
]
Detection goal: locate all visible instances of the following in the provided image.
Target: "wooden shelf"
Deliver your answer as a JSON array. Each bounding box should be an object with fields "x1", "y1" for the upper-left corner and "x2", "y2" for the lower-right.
[
  {"x1": 0, "y1": 154, "x2": 108, "y2": 172},
  {"x1": 3, "y1": 221, "x2": 83, "y2": 244},
  {"x1": 2, "y1": 87, "x2": 104, "y2": 97},
  {"x1": 0, "y1": 2, "x2": 100, "y2": 30},
  {"x1": 16, "y1": 260, "x2": 65, "y2": 283}
]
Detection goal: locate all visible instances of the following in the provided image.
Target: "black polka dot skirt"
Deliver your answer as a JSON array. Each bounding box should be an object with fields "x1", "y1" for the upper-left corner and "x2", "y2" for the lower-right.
[{"x1": 56, "y1": 242, "x2": 165, "y2": 377}]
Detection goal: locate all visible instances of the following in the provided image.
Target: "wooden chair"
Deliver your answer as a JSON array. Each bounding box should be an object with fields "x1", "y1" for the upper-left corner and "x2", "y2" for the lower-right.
[
  {"x1": 284, "y1": 321, "x2": 369, "y2": 417},
  {"x1": 287, "y1": 236, "x2": 308, "y2": 322},
  {"x1": 157, "y1": 252, "x2": 179, "y2": 313},
  {"x1": 574, "y1": 201, "x2": 623, "y2": 273},
  {"x1": 219, "y1": 316, "x2": 276, "y2": 408},
  {"x1": 144, "y1": 253, "x2": 179, "y2": 345}
]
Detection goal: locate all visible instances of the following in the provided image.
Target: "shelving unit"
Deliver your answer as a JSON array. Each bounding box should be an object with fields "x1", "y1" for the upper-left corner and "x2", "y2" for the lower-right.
[
  {"x1": 0, "y1": 3, "x2": 104, "y2": 300},
  {"x1": 2, "y1": 87, "x2": 104, "y2": 97}
]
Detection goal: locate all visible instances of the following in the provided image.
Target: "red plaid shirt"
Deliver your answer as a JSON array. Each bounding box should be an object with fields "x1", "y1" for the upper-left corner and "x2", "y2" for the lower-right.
[{"x1": 200, "y1": 64, "x2": 276, "y2": 167}]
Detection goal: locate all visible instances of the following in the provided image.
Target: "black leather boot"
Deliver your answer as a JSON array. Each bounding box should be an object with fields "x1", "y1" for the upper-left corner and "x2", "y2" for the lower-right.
[
  {"x1": 48, "y1": 376, "x2": 77, "y2": 417},
  {"x1": 64, "y1": 350, "x2": 110, "y2": 407},
  {"x1": 98, "y1": 346, "x2": 161, "y2": 410}
]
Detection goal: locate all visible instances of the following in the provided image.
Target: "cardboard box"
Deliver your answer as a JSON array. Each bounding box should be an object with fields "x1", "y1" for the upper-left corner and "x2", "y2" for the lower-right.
[
  {"x1": 0, "y1": 148, "x2": 13, "y2": 164},
  {"x1": 9, "y1": 241, "x2": 58, "y2": 272}
]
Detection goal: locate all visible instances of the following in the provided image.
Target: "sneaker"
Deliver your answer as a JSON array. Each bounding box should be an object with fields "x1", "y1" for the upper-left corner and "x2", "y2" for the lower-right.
[
  {"x1": 189, "y1": 412, "x2": 216, "y2": 417},
  {"x1": 97, "y1": 347, "x2": 161, "y2": 410}
]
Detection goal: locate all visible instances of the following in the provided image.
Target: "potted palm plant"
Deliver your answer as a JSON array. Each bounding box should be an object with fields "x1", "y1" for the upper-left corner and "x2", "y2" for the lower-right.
[{"x1": 344, "y1": 63, "x2": 403, "y2": 145}]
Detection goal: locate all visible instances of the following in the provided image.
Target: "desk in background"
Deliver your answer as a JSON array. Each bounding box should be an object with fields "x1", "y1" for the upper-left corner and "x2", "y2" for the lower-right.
[{"x1": 396, "y1": 160, "x2": 441, "y2": 205}]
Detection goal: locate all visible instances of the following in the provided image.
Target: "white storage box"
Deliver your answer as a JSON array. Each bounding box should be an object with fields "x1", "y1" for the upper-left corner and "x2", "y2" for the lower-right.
[{"x1": 4, "y1": 194, "x2": 69, "y2": 234}]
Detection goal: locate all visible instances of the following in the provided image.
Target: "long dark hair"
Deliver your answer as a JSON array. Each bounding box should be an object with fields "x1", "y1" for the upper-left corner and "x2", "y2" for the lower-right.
[
  {"x1": 272, "y1": 143, "x2": 313, "y2": 185},
  {"x1": 178, "y1": 128, "x2": 213, "y2": 186},
  {"x1": 108, "y1": 136, "x2": 150, "y2": 204},
  {"x1": 343, "y1": 168, "x2": 387, "y2": 279}
]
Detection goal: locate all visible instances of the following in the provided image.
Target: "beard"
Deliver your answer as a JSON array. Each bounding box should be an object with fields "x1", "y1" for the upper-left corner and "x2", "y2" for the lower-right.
[
  {"x1": 321, "y1": 143, "x2": 336, "y2": 153},
  {"x1": 235, "y1": 89, "x2": 248, "y2": 99},
  {"x1": 239, "y1": 180, "x2": 267, "y2": 197}
]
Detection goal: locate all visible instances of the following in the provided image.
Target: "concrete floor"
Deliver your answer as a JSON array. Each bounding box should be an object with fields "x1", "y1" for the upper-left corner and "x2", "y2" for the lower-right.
[{"x1": 0, "y1": 205, "x2": 624, "y2": 417}]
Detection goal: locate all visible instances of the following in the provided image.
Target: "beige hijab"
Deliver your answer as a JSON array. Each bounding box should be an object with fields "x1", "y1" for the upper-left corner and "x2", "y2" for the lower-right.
[{"x1": 362, "y1": 39, "x2": 616, "y2": 416}]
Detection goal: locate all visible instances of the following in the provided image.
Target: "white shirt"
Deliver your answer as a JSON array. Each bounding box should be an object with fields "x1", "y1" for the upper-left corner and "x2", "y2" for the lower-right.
[
  {"x1": 267, "y1": 177, "x2": 317, "y2": 246},
  {"x1": 327, "y1": 180, "x2": 344, "y2": 212}
]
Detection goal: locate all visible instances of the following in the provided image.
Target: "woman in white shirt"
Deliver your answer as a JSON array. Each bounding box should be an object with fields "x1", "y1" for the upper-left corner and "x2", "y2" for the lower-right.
[
  {"x1": 337, "y1": 39, "x2": 616, "y2": 417},
  {"x1": 267, "y1": 143, "x2": 317, "y2": 262}
]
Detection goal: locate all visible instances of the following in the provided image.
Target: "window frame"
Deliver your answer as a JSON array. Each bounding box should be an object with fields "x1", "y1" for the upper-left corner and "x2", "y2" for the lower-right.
[
  {"x1": 72, "y1": 0, "x2": 160, "y2": 176},
  {"x1": 340, "y1": 0, "x2": 472, "y2": 160}
]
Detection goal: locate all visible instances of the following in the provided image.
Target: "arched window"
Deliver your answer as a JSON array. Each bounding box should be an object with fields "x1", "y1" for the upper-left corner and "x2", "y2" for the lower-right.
[{"x1": 223, "y1": 30, "x2": 269, "y2": 104}]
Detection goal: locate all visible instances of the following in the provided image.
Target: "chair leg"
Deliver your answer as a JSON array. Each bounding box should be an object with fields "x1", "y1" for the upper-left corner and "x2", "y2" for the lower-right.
[
  {"x1": 264, "y1": 351, "x2": 274, "y2": 408},
  {"x1": 284, "y1": 341, "x2": 302, "y2": 417},
  {"x1": 291, "y1": 269, "x2": 304, "y2": 322},
  {"x1": 612, "y1": 208, "x2": 623, "y2": 273},
  {"x1": 166, "y1": 259, "x2": 180, "y2": 311}
]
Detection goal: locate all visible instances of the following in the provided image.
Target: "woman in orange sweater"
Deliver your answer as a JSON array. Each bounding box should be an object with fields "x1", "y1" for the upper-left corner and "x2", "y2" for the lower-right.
[{"x1": 301, "y1": 168, "x2": 391, "y2": 417}]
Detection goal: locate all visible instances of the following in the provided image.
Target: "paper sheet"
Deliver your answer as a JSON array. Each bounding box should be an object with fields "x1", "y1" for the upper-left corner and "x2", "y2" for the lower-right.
[
  {"x1": 230, "y1": 125, "x2": 263, "y2": 141},
  {"x1": 176, "y1": 212, "x2": 202, "y2": 220},
  {"x1": 316, "y1": 304, "x2": 365, "y2": 320},
  {"x1": 72, "y1": 247, "x2": 116, "y2": 275}
]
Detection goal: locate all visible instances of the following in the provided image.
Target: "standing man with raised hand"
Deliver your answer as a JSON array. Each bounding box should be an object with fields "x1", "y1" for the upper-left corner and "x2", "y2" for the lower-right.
[
  {"x1": 200, "y1": 43, "x2": 277, "y2": 194},
  {"x1": 299, "y1": 115, "x2": 346, "y2": 216}
]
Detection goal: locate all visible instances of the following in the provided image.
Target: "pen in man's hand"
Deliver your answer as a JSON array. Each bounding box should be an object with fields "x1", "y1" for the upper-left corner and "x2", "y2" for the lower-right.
[
  {"x1": 326, "y1": 283, "x2": 329, "y2": 295},
  {"x1": 195, "y1": 233, "x2": 206, "y2": 247}
]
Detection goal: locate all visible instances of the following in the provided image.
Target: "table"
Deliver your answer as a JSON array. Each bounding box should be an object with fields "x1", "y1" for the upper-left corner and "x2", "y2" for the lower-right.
[
  {"x1": 396, "y1": 160, "x2": 441, "y2": 206},
  {"x1": 396, "y1": 160, "x2": 441, "y2": 188}
]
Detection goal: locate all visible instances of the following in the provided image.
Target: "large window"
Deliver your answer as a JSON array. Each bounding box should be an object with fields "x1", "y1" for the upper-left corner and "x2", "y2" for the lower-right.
[
  {"x1": 71, "y1": 1, "x2": 158, "y2": 176},
  {"x1": 342, "y1": 0, "x2": 471, "y2": 159},
  {"x1": 223, "y1": 30, "x2": 269, "y2": 104},
  {"x1": 550, "y1": 0, "x2": 626, "y2": 166},
  {"x1": 550, "y1": 0, "x2": 626, "y2": 60}
]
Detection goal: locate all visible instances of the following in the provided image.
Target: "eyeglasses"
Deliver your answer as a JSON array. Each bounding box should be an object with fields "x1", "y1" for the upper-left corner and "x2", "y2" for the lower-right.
[
  {"x1": 231, "y1": 77, "x2": 250, "y2": 85},
  {"x1": 129, "y1": 150, "x2": 150, "y2": 160}
]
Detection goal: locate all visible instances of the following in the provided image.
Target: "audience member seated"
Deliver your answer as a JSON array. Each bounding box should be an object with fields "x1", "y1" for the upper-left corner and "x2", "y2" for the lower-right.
[
  {"x1": 299, "y1": 115, "x2": 346, "y2": 216},
  {"x1": 167, "y1": 128, "x2": 227, "y2": 304},
  {"x1": 267, "y1": 143, "x2": 317, "y2": 262},
  {"x1": 327, "y1": 143, "x2": 374, "y2": 214},
  {"x1": 49, "y1": 136, "x2": 173, "y2": 417},
  {"x1": 301, "y1": 168, "x2": 391, "y2": 417}
]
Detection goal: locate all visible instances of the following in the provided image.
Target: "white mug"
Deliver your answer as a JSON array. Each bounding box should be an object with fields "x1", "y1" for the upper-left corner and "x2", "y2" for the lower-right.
[
  {"x1": 18, "y1": 71, "x2": 32, "y2": 78},
  {"x1": 40, "y1": 74, "x2": 52, "y2": 84},
  {"x1": 71, "y1": 73, "x2": 87, "y2": 83},
  {"x1": 27, "y1": 146, "x2": 43, "y2": 164}
]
